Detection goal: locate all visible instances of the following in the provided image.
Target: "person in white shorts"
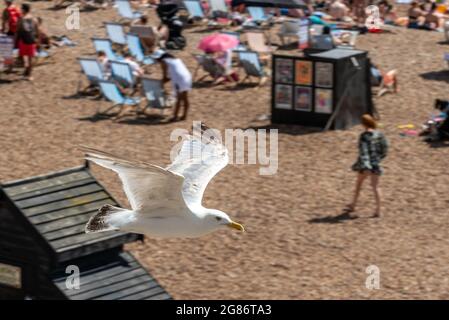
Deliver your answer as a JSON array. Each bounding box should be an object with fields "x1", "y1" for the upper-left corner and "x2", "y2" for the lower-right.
[{"x1": 154, "y1": 51, "x2": 192, "y2": 121}]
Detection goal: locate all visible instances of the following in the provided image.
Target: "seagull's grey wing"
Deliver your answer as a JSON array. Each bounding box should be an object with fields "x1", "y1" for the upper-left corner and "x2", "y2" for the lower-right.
[
  {"x1": 80, "y1": 146, "x2": 187, "y2": 214},
  {"x1": 166, "y1": 134, "x2": 229, "y2": 208}
]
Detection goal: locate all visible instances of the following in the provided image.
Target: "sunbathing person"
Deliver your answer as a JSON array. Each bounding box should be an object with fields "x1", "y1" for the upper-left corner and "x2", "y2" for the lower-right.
[
  {"x1": 212, "y1": 49, "x2": 238, "y2": 86},
  {"x1": 97, "y1": 50, "x2": 111, "y2": 78},
  {"x1": 329, "y1": 0, "x2": 353, "y2": 23},
  {"x1": 123, "y1": 52, "x2": 144, "y2": 78},
  {"x1": 378, "y1": 0, "x2": 398, "y2": 25},
  {"x1": 370, "y1": 63, "x2": 398, "y2": 96},
  {"x1": 407, "y1": 1, "x2": 426, "y2": 29},
  {"x1": 131, "y1": 15, "x2": 165, "y2": 52},
  {"x1": 424, "y1": 2, "x2": 447, "y2": 31}
]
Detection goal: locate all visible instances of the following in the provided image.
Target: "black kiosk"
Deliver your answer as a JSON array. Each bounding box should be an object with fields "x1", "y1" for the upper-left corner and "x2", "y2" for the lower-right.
[{"x1": 271, "y1": 49, "x2": 374, "y2": 130}]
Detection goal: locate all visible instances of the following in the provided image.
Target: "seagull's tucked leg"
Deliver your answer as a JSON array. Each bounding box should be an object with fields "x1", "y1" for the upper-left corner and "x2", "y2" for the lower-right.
[{"x1": 85, "y1": 204, "x2": 137, "y2": 233}]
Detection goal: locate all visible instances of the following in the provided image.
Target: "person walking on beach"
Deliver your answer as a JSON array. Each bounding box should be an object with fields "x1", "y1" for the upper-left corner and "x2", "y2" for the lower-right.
[
  {"x1": 1, "y1": 0, "x2": 21, "y2": 36},
  {"x1": 16, "y1": 3, "x2": 38, "y2": 81},
  {"x1": 345, "y1": 114, "x2": 389, "y2": 218},
  {"x1": 154, "y1": 51, "x2": 192, "y2": 122}
]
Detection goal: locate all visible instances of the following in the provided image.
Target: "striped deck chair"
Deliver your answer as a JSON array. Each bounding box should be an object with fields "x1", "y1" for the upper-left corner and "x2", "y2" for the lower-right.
[
  {"x1": 77, "y1": 58, "x2": 106, "y2": 94},
  {"x1": 98, "y1": 80, "x2": 141, "y2": 118},
  {"x1": 247, "y1": 7, "x2": 271, "y2": 23},
  {"x1": 183, "y1": 0, "x2": 205, "y2": 19},
  {"x1": 208, "y1": 0, "x2": 228, "y2": 14},
  {"x1": 110, "y1": 60, "x2": 137, "y2": 89},
  {"x1": 192, "y1": 54, "x2": 226, "y2": 82},
  {"x1": 238, "y1": 51, "x2": 267, "y2": 86},
  {"x1": 115, "y1": 0, "x2": 142, "y2": 22},
  {"x1": 105, "y1": 22, "x2": 127, "y2": 46},
  {"x1": 141, "y1": 78, "x2": 170, "y2": 113},
  {"x1": 126, "y1": 33, "x2": 155, "y2": 65},
  {"x1": 277, "y1": 20, "x2": 301, "y2": 46},
  {"x1": 92, "y1": 38, "x2": 123, "y2": 61}
]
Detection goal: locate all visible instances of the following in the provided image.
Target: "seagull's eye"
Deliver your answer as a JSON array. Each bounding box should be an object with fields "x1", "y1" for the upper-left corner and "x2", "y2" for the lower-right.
[{"x1": 215, "y1": 217, "x2": 222, "y2": 222}]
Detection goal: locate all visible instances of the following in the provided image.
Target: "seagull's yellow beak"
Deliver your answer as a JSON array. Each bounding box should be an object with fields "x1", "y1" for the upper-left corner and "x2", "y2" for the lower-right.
[{"x1": 227, "y1": 221, "x2": 245, "y2": 232}]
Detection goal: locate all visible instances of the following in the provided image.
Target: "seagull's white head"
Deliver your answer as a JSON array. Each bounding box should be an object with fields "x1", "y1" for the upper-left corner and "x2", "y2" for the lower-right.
[{"x1": 204, "y1": 209, "x2": 245, "y2": 233}]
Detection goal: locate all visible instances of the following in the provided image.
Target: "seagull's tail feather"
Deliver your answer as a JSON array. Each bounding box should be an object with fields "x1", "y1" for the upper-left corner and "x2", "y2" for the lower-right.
[{"x1": 85, "y1": 204, "x2": 135, "y2": 233}]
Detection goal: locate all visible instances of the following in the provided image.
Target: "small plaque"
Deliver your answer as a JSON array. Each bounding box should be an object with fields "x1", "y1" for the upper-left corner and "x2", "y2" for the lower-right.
[{"x1": 0, "y1": 262, "x2": 22, "y2": 289}]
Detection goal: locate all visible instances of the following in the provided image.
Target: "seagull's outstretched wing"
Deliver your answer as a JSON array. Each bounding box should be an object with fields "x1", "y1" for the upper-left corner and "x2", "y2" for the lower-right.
[
  {"x1": 166, "y1": 132, "x2": 229, "y2": 208},
  {"x1": 80, "y1": 146, "x2": 187, "y2": 214}
]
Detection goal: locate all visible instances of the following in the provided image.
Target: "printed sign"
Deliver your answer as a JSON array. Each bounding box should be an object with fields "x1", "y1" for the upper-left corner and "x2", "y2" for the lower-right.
[
  {"x1": 275, "y1": 84, "x2": 293, "y2": 109},
  {"x1": 295, "y1": 86, "x2": 312, "y2": 111},
  {"x1": 0, "y1": 262, "x2": 21, "y2": 289},
  {"x1": 275, "y1": 58, "x2": 294, "y2": 84},
  {"x1": 295, "y1": 60, "x2": 312, "y2": 86},
  {"x1": 315, "y1": 62, "x2": 333, "y2": 88},
  {"x1": 315, "y1": 89, "x2": 333, "y2": 114}
]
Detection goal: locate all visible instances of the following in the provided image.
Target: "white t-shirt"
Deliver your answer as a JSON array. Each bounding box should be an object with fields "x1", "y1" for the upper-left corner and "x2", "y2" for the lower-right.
[
  {"x1": 125, "y1": 58, "x2": 142, "y2": 77},
  {"x1": 164, "y1": 57, "x2": 192, "y2": 93}
]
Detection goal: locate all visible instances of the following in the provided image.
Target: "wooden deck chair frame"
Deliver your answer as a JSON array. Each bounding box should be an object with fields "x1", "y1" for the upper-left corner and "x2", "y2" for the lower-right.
[
  {"x1": 192, "y1": 54, "x2": 226, "y2": 82},
  {"x1": 76, "y1": 57, "x2": 104, "y2": 96},
  {"x1": 238, "y1": 51, "x2": 268, "y2": 87},
  {"x1": 140, "y1": 77, "x2": 172, "y2": 115},
  {"x1": 244, "y1": 31, "x2": 275, "y2": 60},
  {"x1": 97, "y1": 80, "x2": 140, "y2": 120},
  {"x1": 182, "y1": 0, "x2": 209, "y2": 26}
]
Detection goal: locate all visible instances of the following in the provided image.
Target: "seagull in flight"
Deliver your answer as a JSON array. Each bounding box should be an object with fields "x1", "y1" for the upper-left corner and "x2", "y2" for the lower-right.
[{"x1": 80, "y1": 131, "x2": 244, "y2": 238}]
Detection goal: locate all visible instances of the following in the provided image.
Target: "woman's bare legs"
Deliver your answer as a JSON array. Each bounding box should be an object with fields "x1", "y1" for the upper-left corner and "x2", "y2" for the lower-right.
[
  {"x1": 171, "y1": 92, "x2": 181, "y2": 121},
  {"x1": 370, "y1": 174, "x2": 381, "y2": 217},
  {"x1": 179, "y1": 91, "x2": 189, "y2": 120},
  {"x1": 347, "y1": 171, "x2": 369, "y2": 212},
  {"x1": 171, "y1": 91, "x2": 189, "y2": 121}
]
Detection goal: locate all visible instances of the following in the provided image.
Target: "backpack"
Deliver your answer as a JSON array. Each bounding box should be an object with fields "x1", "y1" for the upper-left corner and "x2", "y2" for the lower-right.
[{"x1": 18, "y1": 18, "x2": 36, "y2": 44}]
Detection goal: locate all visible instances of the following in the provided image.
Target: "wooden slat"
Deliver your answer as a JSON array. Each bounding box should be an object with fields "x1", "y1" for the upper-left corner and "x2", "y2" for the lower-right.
[
  {"x1": 10, "y1": 177, "x2": 96, "y2": 201},
  {"x1": 117, "y1": 252, "x2": 137, "y2": 264},
  {"x1": 70, "y1": 275, "x2": 154, "y2": 300},
  {"x1": 30, "y1": 199, "x2": 116, "y2": 225},
  {"x1": 15, "y1": 184, "x2": 103, "y2": 209},
  {"x1": 50, "y1": 230, "x2": 124, "y2": 250},
  {"x1": 52, "y1": 255, "x2": 134, "y2": 282},
  {"x1": 64, "y1": 268, "x2": 149, "y2": 297},
  {"x1": 147, "y1": 293, "x2": 171, "y2": 300},
  {"x1": 55, "y1": 263, "x2": 140, "y2": 289},
  {"x1": 96, "y1": 282, "x2": 162, "y2": 300},
  {"x1": 120, "y1": 286, "x2": 168, "y2": 300},
  {"x1": 55, "y1": 234, "x2": 138, "y2": 262},
  {"x1": 4, "y1": 171, "x2": 90, "y2": 197},
  {"x1": 35, "y1": 212, "x2": 93, "y2": 234},
  {"x1": 22, "y1": 191, "x2": 110, "y2": 217},
  {"x1": 43, "y1": 223, "x2": 86, "y2": 241}
]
